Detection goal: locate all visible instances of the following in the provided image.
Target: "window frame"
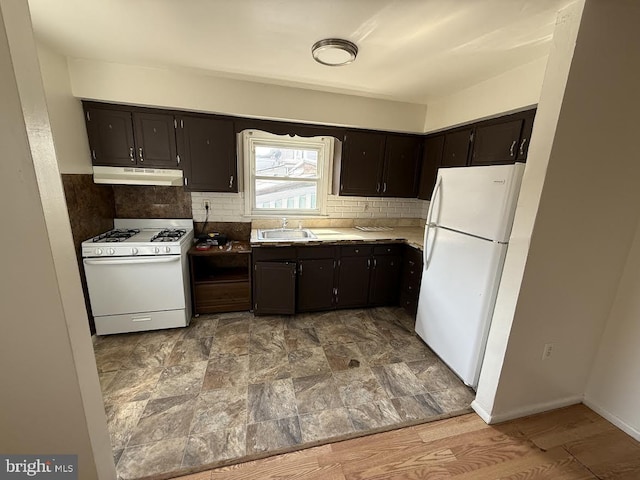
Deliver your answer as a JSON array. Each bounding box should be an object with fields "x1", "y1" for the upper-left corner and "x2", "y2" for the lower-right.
[{"x1": 242, "y1": 130, "x2": 333, "y2": 217}]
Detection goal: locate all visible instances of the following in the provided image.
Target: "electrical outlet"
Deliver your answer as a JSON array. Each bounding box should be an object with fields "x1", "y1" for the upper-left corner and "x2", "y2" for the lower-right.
[
  {"x1": 203, "y1": 200, "x2": 210, "y2": 210},
  {"x1": 542, "y1": 343, "x2": 554, "y2": 360}
]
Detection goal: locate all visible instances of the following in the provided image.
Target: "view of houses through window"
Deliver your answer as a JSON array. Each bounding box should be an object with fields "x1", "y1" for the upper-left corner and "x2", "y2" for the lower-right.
[
  {"x1": 255, "y1": 146, "x2": 318, "y2": 209},
  {"x1": 243, "y1": 131, "x2": 332, "y2": 216}
]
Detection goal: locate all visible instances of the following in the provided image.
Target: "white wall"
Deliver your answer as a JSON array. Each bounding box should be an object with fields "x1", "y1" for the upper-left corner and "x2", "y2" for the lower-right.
[
  {"x1": 67, "y1": 58, "x2": 427, "y2": 133},
  {"x1": 0, "y1": 1, "x2": 114, "y2": 477},
  {"x1": 423, "y1": 57, "x2": 546, "y2": 133},
  {"x1": 474, "y1": 0, "x2": 640, "y2": 423},
  {"x1": 585, "y1": 215, "x2": 640, "y2": 440},
  {"x1": 37, "y1": 44, "x2": 92, "y2": 173}
]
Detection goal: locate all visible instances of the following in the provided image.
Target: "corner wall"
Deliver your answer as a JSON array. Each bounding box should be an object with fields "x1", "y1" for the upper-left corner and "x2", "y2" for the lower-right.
[
  {"x1": 0, "y1": 1, "x2": 113, "y2": 477},
  {"x1": 585, "y1": 215, "x2": 640, "y2": 440},
  {"x1": 474, "y1": 0, "x2": 640, "y2": 423}
]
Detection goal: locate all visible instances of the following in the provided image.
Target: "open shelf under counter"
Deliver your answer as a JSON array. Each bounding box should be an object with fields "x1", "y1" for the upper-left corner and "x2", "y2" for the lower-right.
[{"x1": 188, "y1": 241, "x2": 252, "y2": 315}]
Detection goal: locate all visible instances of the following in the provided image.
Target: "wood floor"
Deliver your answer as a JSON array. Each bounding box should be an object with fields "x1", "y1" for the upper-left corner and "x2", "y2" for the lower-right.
[{"x1": 174, "y1": 404, "x2": 640, "y2": 480}]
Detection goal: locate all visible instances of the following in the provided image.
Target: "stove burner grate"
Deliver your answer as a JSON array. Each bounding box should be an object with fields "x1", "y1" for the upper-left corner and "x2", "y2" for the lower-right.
[
  {"x1": 150, "y1": 229, "x2": 186, "y2": 243},
  {"x1": 93, "y1": 229, "x2": 139, "y2": 243}
]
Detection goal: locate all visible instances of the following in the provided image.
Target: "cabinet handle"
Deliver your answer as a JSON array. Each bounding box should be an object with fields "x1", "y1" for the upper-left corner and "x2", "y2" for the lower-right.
[
  {"x1": 509, "y1": 140, "x2": 516, "y2": 157},
  {"x1": 519, "y1": 138, "x2": 528, "y2": 156},
  {"x1": 373, "y1": 258, "x2": 377, "y2": 268},
  {"x1": 129, "y1": 147, "x2": 135, "y2": 162},
  {"x1": 367, "y1": 258, "x2": 371, "y2": 269},
  {"x1": 299, "y1": 263, "x2": 303, "y2": 275},
  {"x1": 408, "y1": 260, "x2": 415, "y2": 266},
  {"x1": 229, "y1": 176, "x2": 234, "y2": 189},
  {"x1": 139, "y1": 147, "x2": 144, "y2": 162},
  {"x1": 383, "y1": 182, "x2": 387, "y2": 193},
  {"x1": 176, "y1": 154, "x2": 181, "y2": 165},
  {"x1": 376, "y1": 182, "x2": 381, "y2": 193}
]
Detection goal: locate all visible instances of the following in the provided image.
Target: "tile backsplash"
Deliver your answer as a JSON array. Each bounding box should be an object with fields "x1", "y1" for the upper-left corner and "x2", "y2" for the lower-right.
[{"x1": 191, "y1": 192, "x2": 429, "y2": 225}]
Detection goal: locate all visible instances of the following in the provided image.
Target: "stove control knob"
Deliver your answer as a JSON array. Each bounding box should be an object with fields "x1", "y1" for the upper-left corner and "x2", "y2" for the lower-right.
[
  {"x1": 95, "y1": 248, "x2": 103, "y2": 256},
  {"x1": 154, "y1": 246, "x2": 160, "y2": 254},
  {"x1": 165, "y1": 246, "x2": 171, "y2": 253},
  {"x1": 131, "y1": 247, "x2": 139, "y2": 255},
  {"x1": 108, "y1": 248, "x2": 116, "y2": 256}
]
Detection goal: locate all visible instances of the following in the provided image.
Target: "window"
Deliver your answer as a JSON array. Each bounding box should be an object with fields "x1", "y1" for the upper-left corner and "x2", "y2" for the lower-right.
[{"x1": 243, "y1": 130, "x2": 333, "y2": 216}]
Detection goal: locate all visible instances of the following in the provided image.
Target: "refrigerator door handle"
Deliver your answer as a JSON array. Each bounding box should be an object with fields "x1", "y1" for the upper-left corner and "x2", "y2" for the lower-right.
[{"x1": 424, "y1": 176, "x2": 442, "y2": 268}]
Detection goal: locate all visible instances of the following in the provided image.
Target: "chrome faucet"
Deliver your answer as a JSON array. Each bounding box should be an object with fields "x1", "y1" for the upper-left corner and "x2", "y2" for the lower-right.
[{"x1": 282, "y1": 217, "x2": 288, "y2": 229}]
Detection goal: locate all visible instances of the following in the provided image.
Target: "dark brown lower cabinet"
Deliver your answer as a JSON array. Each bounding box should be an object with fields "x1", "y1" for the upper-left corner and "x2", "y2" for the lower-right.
[
  {"x1": 369, "y1": 254, "x2": 402, "y2": 306},
  {"x1": 336, "y1": 256, "x2": 371, "y2": 308},
  {"x1": 251, "y1": 243, "x2": 404, "y2": 315},
  {"x1": 253, "y1": 262, "x2": 296, "y2": 315},
  {"x1": 297, "y1": 258, "x2": 336, "y2": 312},
  {"x1": 400, "y1": 245, "x2": 423, "y2": 316}
]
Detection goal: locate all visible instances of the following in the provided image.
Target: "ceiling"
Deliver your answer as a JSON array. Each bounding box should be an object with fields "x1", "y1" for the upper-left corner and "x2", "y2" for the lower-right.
[{"x1": 27, "y1": 0, "x2": 574, "y2": 105}]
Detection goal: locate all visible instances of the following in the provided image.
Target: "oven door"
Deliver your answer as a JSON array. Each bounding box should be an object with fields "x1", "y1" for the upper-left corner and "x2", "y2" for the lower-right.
[{"x1": 83, "y1": 255, "x2": 185, "y2": 316}]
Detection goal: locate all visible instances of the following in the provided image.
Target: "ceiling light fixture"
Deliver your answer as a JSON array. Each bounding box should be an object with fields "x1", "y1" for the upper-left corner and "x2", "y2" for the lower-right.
[{"x1": 311, "y1": 38, "x2": 358, "y2": 66}]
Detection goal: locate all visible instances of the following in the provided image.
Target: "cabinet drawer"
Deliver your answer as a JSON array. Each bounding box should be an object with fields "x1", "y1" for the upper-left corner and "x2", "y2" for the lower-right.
[
  {"x1": 194, "y1": 281, "x2": 250, "y2": 313},
  {"x1": 399, "y1": 290, "x2": 419, "y2": 317},
  {"x1": 252, "y1": 247, "x2": 297, "y2": 262},
  {"x1": 297, "y1": 245, "x2": 337, "y2": 259},
  {"x1": 373, "y1": 244, "x2": 403, "y2": 256},
  {"x1": 341, "y1": 245, "x2": 373, "y2": 257}
]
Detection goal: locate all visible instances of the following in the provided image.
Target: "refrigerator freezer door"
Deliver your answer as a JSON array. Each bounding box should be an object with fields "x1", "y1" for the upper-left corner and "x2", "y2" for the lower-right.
[
  {"x1": 430, "y1": 163, "x2": 524, "y2": 242},
  {"x1": 416, "y1": 226, "x2": 508, "y2": 388}
]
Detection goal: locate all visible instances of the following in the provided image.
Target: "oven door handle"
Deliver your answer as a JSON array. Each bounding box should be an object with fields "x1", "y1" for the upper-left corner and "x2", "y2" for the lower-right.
[{"x1": 83, "y1": 256, "x2": 181, "y2": 266}]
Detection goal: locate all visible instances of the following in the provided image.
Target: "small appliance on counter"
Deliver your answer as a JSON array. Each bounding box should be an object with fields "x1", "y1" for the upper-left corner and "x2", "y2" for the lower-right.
[{"x1": 195, "y1": 232, "x2": 228, "y2": 250}]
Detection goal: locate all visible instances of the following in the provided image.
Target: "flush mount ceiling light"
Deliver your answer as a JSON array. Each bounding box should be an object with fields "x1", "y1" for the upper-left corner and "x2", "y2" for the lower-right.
[{"x1": 312, "y1": 38, "x2": 358, "y2": 66}]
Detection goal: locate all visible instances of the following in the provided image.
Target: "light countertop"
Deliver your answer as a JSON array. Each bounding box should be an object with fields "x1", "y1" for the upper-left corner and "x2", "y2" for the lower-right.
[{"x1": 250, "y1": 226, "x2": 425, "y2": 250}]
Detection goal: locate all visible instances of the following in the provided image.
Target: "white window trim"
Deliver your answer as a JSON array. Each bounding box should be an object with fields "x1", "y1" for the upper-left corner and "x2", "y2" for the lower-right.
[{"x1": 242, "y1": 130, "x2": 333, "y2": 217}]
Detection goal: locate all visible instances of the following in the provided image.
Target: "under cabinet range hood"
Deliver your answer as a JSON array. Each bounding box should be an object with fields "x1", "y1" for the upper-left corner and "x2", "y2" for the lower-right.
[{"x1": 92, "y1": 166, "x2": 183, "y2": 186}]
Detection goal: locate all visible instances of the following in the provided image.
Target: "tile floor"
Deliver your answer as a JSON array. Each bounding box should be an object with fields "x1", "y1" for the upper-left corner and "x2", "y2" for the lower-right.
[{"x1": 94, "y1": 307, "x2": 475, "y2": 480}]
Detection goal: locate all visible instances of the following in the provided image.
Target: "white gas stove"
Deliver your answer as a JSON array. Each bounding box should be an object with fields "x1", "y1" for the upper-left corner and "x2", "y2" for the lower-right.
[{"x1": 82, "y1": 219, "x2": 194, "y2": 335}]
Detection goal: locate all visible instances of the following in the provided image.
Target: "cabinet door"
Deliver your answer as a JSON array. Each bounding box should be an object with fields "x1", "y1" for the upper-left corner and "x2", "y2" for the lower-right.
[
  {"x1": 85, "y1": 108, "x2": 135, "y2": 166},
  {"x1": 133, "y1": 112, "x2": 178, "y2": 168},
  {"x1": 516, "y1": 112, "x2": 535, "y2": 161},
  {"x1": 297, "y1": 259, "x2": 336, "y2": 312},
  {"x1": 369, "y1": 255, "x2": 402, "y2": 306},
  {"x1": 441, "y1": 129, "x2": 472, "y2": 167},
  {"x1": 470, "y1": 118, "x2": 523, "y2": 166},
  {"x1": 253, "y1": 262, "x2": 296, "y2": 315},
  {"x1": 339, "y1": 130, "x2": 386, "y2": 196},
  {"x1": 336, "y1": 256, "x2": 371, "y2": 308},
  {"x1": 418, "y1": 135, "x2": 444, "y2": 200},
  {"x1": 382, "y1": 135, "x2": 421, "y2": 197},
  {"x1": 178, "y1": 116, "x2": 237, "y2": 191}
]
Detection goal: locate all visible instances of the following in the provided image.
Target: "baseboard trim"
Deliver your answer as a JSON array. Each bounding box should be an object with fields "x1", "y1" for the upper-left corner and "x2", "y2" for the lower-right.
[
  {"x1": 583, "y1": 395, "x2": 640, "y2": 441},
  {"x1": 471, "y1": 395, "x2": 584, "y2": 424}
]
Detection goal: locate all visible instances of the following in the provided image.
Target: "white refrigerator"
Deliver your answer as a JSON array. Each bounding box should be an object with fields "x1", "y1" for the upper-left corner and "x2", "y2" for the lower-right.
[{"x1": 415, "y1": 163, "x2": 525, "y2": 389}]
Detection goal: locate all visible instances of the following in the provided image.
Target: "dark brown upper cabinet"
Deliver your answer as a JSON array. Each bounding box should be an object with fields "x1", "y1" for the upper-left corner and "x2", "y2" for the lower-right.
[
  {"x1": 84, "y1": 103, "x2": 178, "y2": 169},
  {"x1": 339, "y1": 130, "x2": 386, "y2": 196},
  {"x1": 133, "y1": 112, "x2": 178, "y2": 168},
  {"x1": 177, "y1": 115, "x2": 237, "y2": 192},
  {"x1": 339, "y1": 130, "x2": 421, "y2": 197},
  {"x1": 517, "y1": 111, "x2": 535, "y2": 161},
  {"x1": 382, "y1": 135, "x2": 422, "y2": 197},
  {"x1": 441, "y1": 128, "x2": 473, "y2": 167},
  {"x1": 470, "y1": 118, "x2": 524, "y2": 166},
  {"x1": 84, "y1": 108, "x2": 136, "y2": 166},
  {"x1": 417, "y1": 135, "x2": 444, "y2": 200}
]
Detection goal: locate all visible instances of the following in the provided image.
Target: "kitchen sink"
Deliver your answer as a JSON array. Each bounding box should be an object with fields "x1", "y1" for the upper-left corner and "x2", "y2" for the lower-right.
[{"x1": 257, "y1": 228, "x2": 317, "y2": 240}]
